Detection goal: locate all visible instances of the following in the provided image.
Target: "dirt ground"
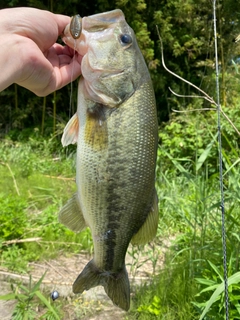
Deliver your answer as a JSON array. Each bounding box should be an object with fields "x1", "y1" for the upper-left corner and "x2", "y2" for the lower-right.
[{"x1": 0, "y1": 244, "x2": 166, "y2": 319}]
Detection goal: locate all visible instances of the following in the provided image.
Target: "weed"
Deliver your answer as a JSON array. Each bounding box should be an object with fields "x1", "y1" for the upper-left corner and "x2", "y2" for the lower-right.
[
  {"x1": 130, "y1": 137, "x2": 240, "y2": 319},
  {"x1": 72, "y1": 294, "x2": 104, "y2": 318},
  {"x1": 0, "y1": 194, "x2": 28, "y2": 240},
  {"x1": 1, "y1": 246, "x2": 31, "y2": 272},
  {"x1": 194, "y1": 258, "x2": 240, "y2": 319},
  {"x1": 0, "y1": 138, "x2": 93, "y2": 274},
  {"x1": 129, "y1": 253, "x2": 199, "y2": 319},
  {"x1": 0, "y1": 273, "x2": 62, "y2": 319},
  {"x1": 1, "y1": 116, "x2": 240, "y2": 319}
]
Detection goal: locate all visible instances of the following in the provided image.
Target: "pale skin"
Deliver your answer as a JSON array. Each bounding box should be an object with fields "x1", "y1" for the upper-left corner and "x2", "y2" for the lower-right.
[{"x1": 0, "y1": 7, "x2": 82, "y2": 96}]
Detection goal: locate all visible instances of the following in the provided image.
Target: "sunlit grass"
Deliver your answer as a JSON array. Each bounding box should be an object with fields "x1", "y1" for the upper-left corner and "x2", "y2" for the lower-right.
[
  {"x1": 0, "y1": 138, "x2": 93, "y2": 273},
  {"x1": 1, "y1": 129, "x2": 240, "y2": 319},
  {"x1": 128, "y1": 155, "x2": 240, "y2": 319}
]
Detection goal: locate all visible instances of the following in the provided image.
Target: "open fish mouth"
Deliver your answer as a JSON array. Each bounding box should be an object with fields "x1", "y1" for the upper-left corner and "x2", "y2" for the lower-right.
[{"x1": 64, "y1": 9, "x2": 125, "y2": 42}]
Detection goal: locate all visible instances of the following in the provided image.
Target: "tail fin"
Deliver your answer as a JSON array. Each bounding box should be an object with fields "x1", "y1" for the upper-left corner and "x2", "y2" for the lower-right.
[
  {"x1": 103, "y1": 266, "x2": 130, "y2": 311},
  {"x1": 73, "y1": 259, "x2": 130, "y2": 311}
]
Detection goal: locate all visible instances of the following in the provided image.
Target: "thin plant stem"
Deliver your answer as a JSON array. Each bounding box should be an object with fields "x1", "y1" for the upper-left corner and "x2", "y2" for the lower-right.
[
  {"x1": 0, "y1": 162, "x2": 20, "y2": 196},
  {"x1": 41, "y1": 96, "x2": 46, "y2": 135}
]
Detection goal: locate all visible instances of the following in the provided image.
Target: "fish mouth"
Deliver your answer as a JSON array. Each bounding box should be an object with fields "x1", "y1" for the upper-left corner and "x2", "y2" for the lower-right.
[
  {"x1": 62, "y1": 9, "x2": 126, "y2": 56},
  {"x1": 82, "y1": 9, "x2": 125, "y2": 31}
]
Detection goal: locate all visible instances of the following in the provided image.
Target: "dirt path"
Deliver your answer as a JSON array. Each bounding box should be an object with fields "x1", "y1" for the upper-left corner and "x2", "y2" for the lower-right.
[
  {"x1": 0, "y1": 281, "x2": 16, "y2": 320},
  {"x1": 0, "y1": 242, "x2": 168, "y2": 319}
]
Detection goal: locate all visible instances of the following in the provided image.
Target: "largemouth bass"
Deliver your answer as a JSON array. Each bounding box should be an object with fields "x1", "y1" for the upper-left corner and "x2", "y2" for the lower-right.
[{"x1": 59, "y1": 9, "x2": 158, "y2": 311}]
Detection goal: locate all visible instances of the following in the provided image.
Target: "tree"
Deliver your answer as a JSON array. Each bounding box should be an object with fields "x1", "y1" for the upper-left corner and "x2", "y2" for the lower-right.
[{"x1": 1, "y1": 0, "x2": 240, "y2": 136}]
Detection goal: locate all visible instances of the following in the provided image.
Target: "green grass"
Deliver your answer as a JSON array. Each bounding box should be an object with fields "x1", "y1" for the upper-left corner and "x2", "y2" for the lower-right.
[
  {"x1": 0, "y1": 136, "x2": 93, "y2": 274},
  {"x1": 130, "y1": 264, "x2": 199, "y2": 319},
  {"x1": 1, "y1": 116, "x2": 240, "y2": 319},
  {"x1": 127, "y1": 157, "x2": 240, "y2": 319}
]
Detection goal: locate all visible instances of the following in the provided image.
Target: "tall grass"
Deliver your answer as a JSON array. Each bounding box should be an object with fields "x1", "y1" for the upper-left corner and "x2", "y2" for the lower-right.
[
  {"x1": 1, "y1": 107, "x2": 240, "y2": 319},
  {"x1": 128, "y1": 132, "x2": 240, "y2": 319},
  {"x1": 0, "y1": 134, "x2": 93, "y2": 273}
]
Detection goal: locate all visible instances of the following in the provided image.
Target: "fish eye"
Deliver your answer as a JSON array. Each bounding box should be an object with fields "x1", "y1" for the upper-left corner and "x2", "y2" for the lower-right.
[{"x1": 120, "y1": 34, "x2": 132, "y2": 45}]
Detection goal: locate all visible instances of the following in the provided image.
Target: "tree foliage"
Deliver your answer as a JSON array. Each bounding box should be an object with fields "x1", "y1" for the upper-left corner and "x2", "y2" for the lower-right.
[{"x1": 1, "y1": 0, "x2": 240, "y2": 136}]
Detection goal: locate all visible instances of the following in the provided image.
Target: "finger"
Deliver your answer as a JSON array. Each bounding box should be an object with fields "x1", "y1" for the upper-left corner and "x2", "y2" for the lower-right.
[
  {"x1": 51, "y1": 43, "x2": 79, "y2": 58},
  {"x1": 47, "y1": 44, "x2": 82, "y2": 69},
  {"x1": 58, "y1": 55, "x2": 73, "y2": 66},
  {"x1": 0, "y1": 8, "x2": 70, "y2": 51},
  {"x1": 55, "y1": 14, "x2": 71, "y2": 35},
  {"x1": 50, "y1": 43, "x2": 74, "y2": 56},
  {"x1": 55, "y1": 59, "x2": 82, "y2": 90}
]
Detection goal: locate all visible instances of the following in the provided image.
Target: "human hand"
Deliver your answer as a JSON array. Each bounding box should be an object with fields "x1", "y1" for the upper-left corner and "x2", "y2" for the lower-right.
[{"x1": 0, "y1": 7, "x2": 82, "y2": 96}]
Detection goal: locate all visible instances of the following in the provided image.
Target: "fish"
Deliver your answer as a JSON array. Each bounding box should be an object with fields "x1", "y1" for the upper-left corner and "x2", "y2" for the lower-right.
[{"x1": 59, "y1": 9, "x2": 159, "y2": 311}]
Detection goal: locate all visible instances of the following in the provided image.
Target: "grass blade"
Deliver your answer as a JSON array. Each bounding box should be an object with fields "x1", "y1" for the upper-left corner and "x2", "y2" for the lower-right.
[
  {"x1": 35, "y1": 290, "x2": 60, "y2": 320},
  {"x1": 199, "y1": 272, "x2": 240, "y2": 320},
  {"x1": 196, "y1": 133, "x2": 218, "y2": 172},
  {"x1": 0, "y1": 293, "x2": 16, "y2": 300},
  {"x1": 32, "y1": 271, "x2": 47, "y2": 293}
]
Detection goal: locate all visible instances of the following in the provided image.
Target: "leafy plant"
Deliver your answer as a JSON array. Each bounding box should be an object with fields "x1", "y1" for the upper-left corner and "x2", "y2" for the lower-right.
[
  {"x1": 1, "y1": 245, "x2": 33, "y2": 273},
  {"x1": 138, "y1": 295, "x2": 161, "y2": 316},
  {"x1": 158, "y1": 102, "x2": 240, "y2": 176},
  {"x1": 0, "y1": 273, "x2": 62, "y2": 319},
  {"x1": 130, "y1": 255, "x2": 199, "y2": 320},
  {"x1": 194, "y1": 260, "x2": 240, "y2": 320},
  {"x1": 0, "y1": 194, "x2": 28, "y2": 241}
]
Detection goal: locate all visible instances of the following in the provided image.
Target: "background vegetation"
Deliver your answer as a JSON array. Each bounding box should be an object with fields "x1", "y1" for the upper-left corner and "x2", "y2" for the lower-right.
[{"x1": 1, "y1": 0, "x2": 240, "y2": 319}]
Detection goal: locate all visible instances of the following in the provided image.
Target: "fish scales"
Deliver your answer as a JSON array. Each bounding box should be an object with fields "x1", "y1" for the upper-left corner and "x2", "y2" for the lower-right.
[
  {"x1": 80, "y1": 80, "x2": 157, "y2": 271},
  {"x1": 59, "y1": 9, "x2": 159, "y2": 311}
]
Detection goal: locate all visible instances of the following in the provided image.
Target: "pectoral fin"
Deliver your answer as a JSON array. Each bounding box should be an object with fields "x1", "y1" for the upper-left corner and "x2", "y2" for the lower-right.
[
  {"x1": 61, "y1": 113, "x2": 79, "y2": 147},
  {"x1": 58, "y1": 193, "x2": 86, "y2": 232},
  {"x1": 131, "y1": 190, "x2": 159, "y2": 245}
]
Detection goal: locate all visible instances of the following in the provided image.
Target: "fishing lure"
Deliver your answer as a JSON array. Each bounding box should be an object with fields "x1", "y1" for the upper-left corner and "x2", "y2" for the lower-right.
[
  {"x1": 70, "y1": 14, "x2": 82, "y2": 39},
  {"x1": 51, "y1": 290, "x2": 59, "y2": 301}
]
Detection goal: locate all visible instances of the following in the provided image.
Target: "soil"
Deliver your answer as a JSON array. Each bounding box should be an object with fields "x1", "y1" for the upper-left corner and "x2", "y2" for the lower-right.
[{"x1": 0, "y1": 241, "x2": 169, "y2": 319}]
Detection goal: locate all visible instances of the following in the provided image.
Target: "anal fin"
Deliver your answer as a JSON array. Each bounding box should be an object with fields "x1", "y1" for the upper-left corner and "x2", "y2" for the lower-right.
[
  {"x1": 131, "y1": 190, "x2": 159, "y2": 245},
  {"x1": 58, "y1": 193, "x2": 86, "y2": 233}
]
